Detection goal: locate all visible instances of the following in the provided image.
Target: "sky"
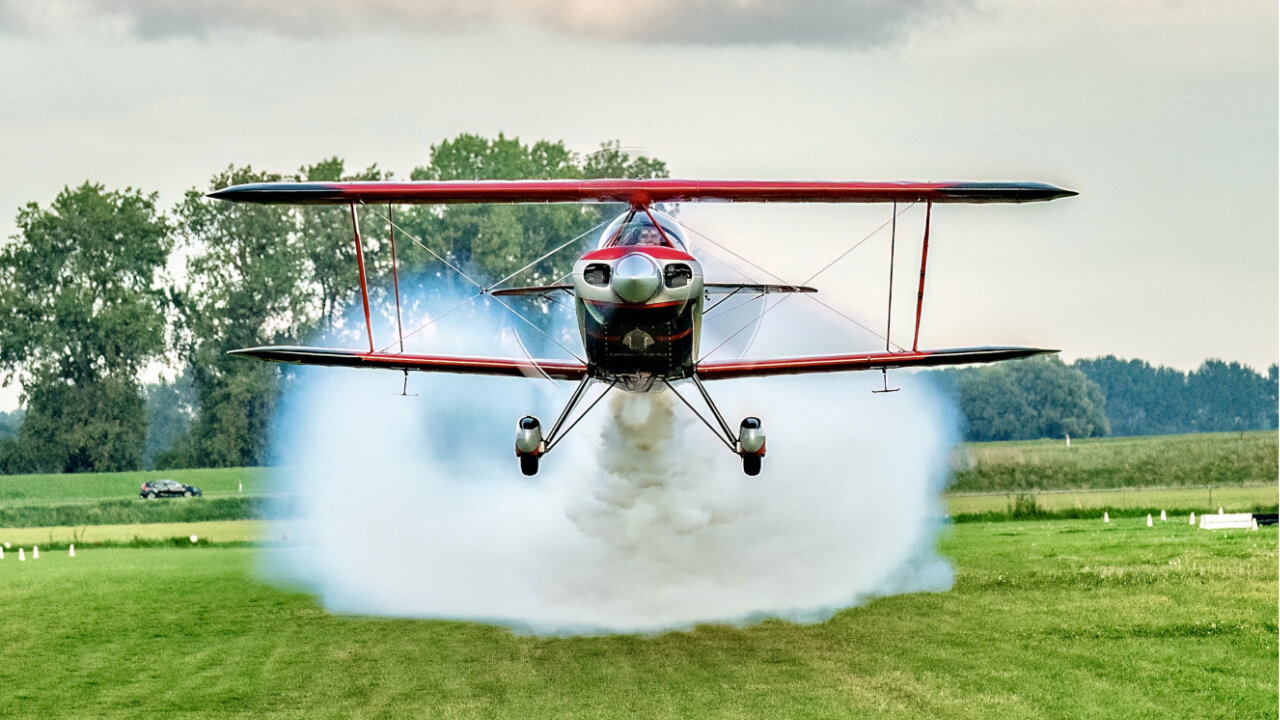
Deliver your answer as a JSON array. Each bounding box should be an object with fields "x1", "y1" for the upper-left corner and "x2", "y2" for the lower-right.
[{"x1": 0, "y1": 0, "x2": 1275, "y2": 409}]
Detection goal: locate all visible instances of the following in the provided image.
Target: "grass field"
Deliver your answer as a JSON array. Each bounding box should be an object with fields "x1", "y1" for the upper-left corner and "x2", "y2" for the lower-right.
[
  {"x1": 945, "y1": 483, "x2": 1276, "y2": 518},
  {"x1": 0, "y1": 518, "x2": 1273, "y2": 719},
  {"x1": 0, "y1": 466, "x2": 265, "y2": 507},
  {"x1": 0, "y1": 519, "x2": 262, "y2": 546},
  {"x1": 950, "y1": 431, "x2": 1278, "y2": 491}
]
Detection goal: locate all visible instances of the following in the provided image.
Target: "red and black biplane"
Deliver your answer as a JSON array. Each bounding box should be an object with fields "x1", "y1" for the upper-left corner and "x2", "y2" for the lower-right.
[{"x1": 210, "y1": 179, "x2": 1075, "y2": 475}]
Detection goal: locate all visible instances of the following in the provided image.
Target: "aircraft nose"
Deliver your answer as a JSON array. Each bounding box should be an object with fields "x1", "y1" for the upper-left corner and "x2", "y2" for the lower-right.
[{"x1": 611, "y1": 253, "x2": 662, "y2": 303}]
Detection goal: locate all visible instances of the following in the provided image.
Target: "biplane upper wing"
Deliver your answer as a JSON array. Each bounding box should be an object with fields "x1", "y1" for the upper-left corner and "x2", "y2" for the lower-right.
[
  {"x1": 209, "y1": 179, "x2": 1076, "y2": 206},
  {"x1": 696, "y1": 346, "x2": 1056, "y2": 381},
  {"x1": 227, "y1": 346, "x2": 588, "y2": 381},
  {"x1": 490, "y1": 283, "x2": 816, "y2": 298}
]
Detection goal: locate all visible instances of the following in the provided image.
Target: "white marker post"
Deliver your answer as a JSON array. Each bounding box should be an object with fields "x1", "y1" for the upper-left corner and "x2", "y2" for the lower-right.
[
  {"x1": 1103, "y1": 511, "x2": 1110, "y2": 523},
  {"x1": 1160, "y1": 510, "x2": 1167, "y2": 521},
  {"x1": 1218, "y1": 507, "x2": 1224, "y2": 515},
  {"x1": 69, "y1": 544, "x2": 75, "y2": 558},
  {"x1": 0, "y1": 546, "x2": 4, "y2": 559},
  {"x1": 1190, "y1": 512, "x2": 1196, "y2": 525},
  {"x1": 18, "y1": 548, "x2": 25, "y2": 562},
  {"x1": 32, "y1": 545, "x2": 38, "y2": 559},
  {"x1": 1252, "y1": 518, "x2": 1259, "y2": 531},
  {"x1": 1146, "y1": 514, "x2": 1153, "y2": 527}
]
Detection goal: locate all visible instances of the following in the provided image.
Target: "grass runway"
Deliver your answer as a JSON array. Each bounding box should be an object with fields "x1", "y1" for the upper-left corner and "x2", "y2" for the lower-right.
[{"x1": 1, "y1": 518, "x2": 1273, "y2": 719}]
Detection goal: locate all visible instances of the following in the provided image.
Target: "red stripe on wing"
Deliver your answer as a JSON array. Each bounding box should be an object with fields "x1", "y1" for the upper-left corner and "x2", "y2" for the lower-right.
[
  {"x1": 695, "y1": 346, "x2": 1056, "y2": 380},
  {"x1": 228, "y1": 346, "x2": 588, "y2": 381}
]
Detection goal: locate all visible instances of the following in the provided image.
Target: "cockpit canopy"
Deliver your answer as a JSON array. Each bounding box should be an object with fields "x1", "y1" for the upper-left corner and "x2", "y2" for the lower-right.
[{"x1": 598, "y1": 210, "x2": 688, "y2": 251}]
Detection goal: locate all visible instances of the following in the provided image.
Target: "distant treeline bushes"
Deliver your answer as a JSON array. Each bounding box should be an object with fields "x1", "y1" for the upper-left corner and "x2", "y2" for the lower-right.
[{"x1": 929, "y1": 356, "x2": 1277, "y2": 443}]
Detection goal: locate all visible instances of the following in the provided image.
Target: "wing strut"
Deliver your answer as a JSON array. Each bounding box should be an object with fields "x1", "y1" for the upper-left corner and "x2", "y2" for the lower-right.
[
  {"x1": 388, "y1": 203, "x2": 405, "y2": 353},
  {"x1": 886, "y1": 201, "x2": 897, "y2": 351},
  {"x1": 350, "y1": 203, "x2": 375, "y2": 353},
  {"x1": 912, "y1": 201, "x2": 932, "y2": 351}
]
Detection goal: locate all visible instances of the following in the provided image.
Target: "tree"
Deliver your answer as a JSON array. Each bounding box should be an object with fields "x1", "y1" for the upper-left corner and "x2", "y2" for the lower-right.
[
  {"x1": 1075, "y1": 356, "x2": 1278, "y2": 436},
  {"x1": 296, "y1": 157, "x2": 389, "y2": 329},
  {"x1": 142, "y1": 373, "x2": 195, "y2": 469},
  {"x1": 1074, "y1": 356, "x2": 1190, "y2": 435},
  {"x1": 173, "y1": 166, "x2": 312, "y2": 467},
  {"x1": 0, "y1": 183, "x2": 171, "y2": 472},
  {"x1": 933, "y1": 356, "x2": 1109, "y2": 441},
  {"x1": 1186, "y1": 359, "x2": 1276, "y2": 432},
  {"x1": 400, "y1": 135, "x2": 668, "y2": 287}
]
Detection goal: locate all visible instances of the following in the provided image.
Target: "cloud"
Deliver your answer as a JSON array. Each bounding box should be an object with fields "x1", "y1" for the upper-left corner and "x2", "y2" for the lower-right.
[{"x1": 0, "y1": 0, "x2": 972, "y2": 47}]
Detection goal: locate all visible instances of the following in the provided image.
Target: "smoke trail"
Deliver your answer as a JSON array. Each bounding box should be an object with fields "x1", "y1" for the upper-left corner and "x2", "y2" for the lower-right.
[{"x1": 262, "y1": 284, "x2": 958, "y2": 635}]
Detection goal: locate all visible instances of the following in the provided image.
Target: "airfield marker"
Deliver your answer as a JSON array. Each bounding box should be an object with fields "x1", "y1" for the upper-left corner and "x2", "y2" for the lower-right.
[
  {"x1": 0, "y1": 546, "x2": 4, "y2": 559},
  {"x1": 190, "y1": 535, "x2": 198, "y2": 543},
  {"x1": 1146, "y1": 514, "x2": 1153, "y2": 527},
  {"x1": 1190, "y1": 512, "x2": 1196, "y2": 525},
  {"x1": 1218, "y1": 507, "x2": 1223, "y2": 515},
  {"x1": 1103, "y1": 511, "x2": 1110, "y2": 523},
  {"x1": 33, "y1": 545, "x2": 38, "y2": 559},
  {"x1": 18, "y1": 548, "x2": 24, "y2": 561},
  {"x1": 1160, "y1": 510, "x2": 1167, "y2": 521},
  {"x1": 69, "y1": 544, "x2": 75, "y2": 558}
]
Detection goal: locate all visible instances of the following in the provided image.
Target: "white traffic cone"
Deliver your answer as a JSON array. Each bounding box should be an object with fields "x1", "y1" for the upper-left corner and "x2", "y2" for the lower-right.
[
  {"x1": 0, "y1": 546, "x2": 4, "y2": 559},
  {"x1": 32, "y1": 545, "x2": 38, "y2": 559},
  {"x1": 1160, "y1": 510, "x2": 1167, "y2": 521},
  {"x1": 69, "y1": 544, "x2": 75, "y2": 558},
  {"x1": 1146, "y1": 514, "x2": 1153, "y2": 527},
  {"x1": 1252, "y1": 518, "x2": 1259, "y2": 531},
  {"x1": 18, "y1": 548, "x2": 25, "y2": 561},
  {"x1": 1103, "y1": 511, "x2": 1110, "y2": 523},
  {"x1": 1218, "y1": 507, "x2": 1223, "y2": 515},
  {"x1": 1190, "y1": 512, "x2": 1196, "y2": 525}
]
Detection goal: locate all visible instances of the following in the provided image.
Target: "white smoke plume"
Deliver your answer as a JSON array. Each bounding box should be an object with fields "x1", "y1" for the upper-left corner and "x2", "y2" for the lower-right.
[{"x1": 262, "y1": 283, "x2": 958, "y2": 635}]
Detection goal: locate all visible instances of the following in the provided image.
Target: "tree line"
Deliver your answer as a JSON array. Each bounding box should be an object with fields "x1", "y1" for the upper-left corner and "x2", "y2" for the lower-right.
[
  {"x1": 0, "y1": 135, "x2": 667, "y2": 473},
  {"x1": 0, "y1": 133, "x2": 1275, "y2": 472},
  {"x1": 929, "y1": 355, "x2": 1278, "y2": 442}
]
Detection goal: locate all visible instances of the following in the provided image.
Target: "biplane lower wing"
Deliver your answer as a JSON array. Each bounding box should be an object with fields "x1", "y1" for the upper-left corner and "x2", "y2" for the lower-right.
[
  {"x1": 228, "y1": 346, "x2": 588, "y2": 381},
  {"x1": 695, "y1": 346, "x2": 1056, "y2": 381}
]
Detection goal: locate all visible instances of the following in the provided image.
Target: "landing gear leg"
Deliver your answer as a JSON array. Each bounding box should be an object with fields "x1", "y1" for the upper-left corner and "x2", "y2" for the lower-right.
[
  {"x1": 666, "y1": 375, "x2": 767, "y2": 476},
  {"x1": 514, "y1": 376, "x2": 617, "y2": 476}
]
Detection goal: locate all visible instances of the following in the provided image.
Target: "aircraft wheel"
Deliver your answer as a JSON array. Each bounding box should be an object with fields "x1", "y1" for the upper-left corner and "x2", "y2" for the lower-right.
[
  {"x1": 145, "y1": 492, "x2": 156, "y2": 500},
  {"x1": 742, "y1": 453, "x2": 762, "y2": 477},
  {"x1": 520, "y1": 453, "x2": 540, "y2": 476}
]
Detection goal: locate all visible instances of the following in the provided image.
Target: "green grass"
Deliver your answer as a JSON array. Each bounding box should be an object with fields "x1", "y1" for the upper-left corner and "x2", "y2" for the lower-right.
[
  {"x1": 0, "y1": 495, "x2": 289, "y2": 528},
  {"x1": 946, "y1": 483, "x2": 1277, "y2": 520},
  {"x1": 0, "y1": 467, "x2": 266, "y2": 507},
  {"x1": 0, "y1": 519, "x2": 264, "y2": 547},
  {"x1": 950, "y1": 431, "x2": 1278, "y2": 491},
  {"x1": 0, "y1": 519, "x2": 1273, "y2": 719}
]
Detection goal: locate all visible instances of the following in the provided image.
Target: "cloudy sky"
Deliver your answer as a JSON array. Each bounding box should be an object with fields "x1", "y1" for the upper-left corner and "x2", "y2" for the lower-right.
[{"x1": 0, "y1": 0, "x2": 1275, "y2": 408}]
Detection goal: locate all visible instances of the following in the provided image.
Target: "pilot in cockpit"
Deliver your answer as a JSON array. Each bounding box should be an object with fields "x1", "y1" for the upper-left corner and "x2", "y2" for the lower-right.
[{"x1": 621, "y1": 225, "x2": 666, "y2": 247}]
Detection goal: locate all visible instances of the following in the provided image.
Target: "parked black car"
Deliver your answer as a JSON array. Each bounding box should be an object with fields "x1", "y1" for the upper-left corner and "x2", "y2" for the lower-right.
[{"x1": 140, "y1": 479, "x2": 203, "y2": 499}]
